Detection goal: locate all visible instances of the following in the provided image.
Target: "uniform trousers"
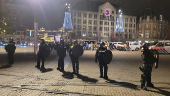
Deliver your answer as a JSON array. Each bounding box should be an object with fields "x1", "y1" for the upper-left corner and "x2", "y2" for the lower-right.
[
  {"x1": 98, "y1": 59, "x2": 108, "y2": 77},
  {"x1": 72, "y1": 56, "x2": 79, "y2": 74},
  {"x1": 37, "y1": 56, "x2": 45, "y2": 68},
  {"x1": 58, "y1": 57, "x2": 64, "y2": 71},
  {"x1": 141, "y1": 64, "x2": 153, "y2": 87},
  {"x1": 8, "y1": 52, "x2": 14, "y2": 64}
]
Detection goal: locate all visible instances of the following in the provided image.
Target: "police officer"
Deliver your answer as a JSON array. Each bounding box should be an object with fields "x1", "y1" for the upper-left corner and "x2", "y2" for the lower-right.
[
  {"x1": 5, "y1": 39, "x2": 16, "y2": 65},
  {"x1": 35, "y1": 39, "x2": 47, "y2": 69},
  {"x1": 69, "y1": 41, "x2": 79, "y2": 74},
  {"x1": 57, "y1": 42, "x2": 66, "y2": 72},
  {"x1": 140, "y1": 43, "x2": 156, "y2": 90},
  {"x1": 95, "y1": 42, "x2": 108, "y2": 79}
]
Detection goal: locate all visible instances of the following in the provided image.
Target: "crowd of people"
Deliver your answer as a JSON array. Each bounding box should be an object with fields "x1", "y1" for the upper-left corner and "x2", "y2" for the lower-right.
[{"x1": 3, "y1": 39, "x2": 158, "y2": 90}]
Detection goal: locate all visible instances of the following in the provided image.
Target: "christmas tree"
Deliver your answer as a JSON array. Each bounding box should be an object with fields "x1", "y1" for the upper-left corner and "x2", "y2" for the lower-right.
[{"x1": 62, "y1": 12, "x2": 73, "y2": 30}]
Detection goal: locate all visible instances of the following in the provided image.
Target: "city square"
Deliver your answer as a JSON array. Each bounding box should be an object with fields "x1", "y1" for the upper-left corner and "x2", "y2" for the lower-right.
[
  {"x1": 1, "y1": 0, "x2": 170, "y2": 95},
  {"x1": 0, "y1": 46, "x2": 170, "y2": 95}
]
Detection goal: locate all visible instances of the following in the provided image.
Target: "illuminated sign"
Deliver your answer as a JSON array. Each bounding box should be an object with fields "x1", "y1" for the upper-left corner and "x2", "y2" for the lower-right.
[
  {"x1": 55, "y1": 36, "x2": 61, "y2": 42},
  {"x1": 30, "y1": 31, "x2": 32, "y2": 36},
  {"x1": 105, "y1": 10, "x2": 110, "y2": 16},
  {"x1": 115, "y1": 18, "x2": 124, "y2": 32}
]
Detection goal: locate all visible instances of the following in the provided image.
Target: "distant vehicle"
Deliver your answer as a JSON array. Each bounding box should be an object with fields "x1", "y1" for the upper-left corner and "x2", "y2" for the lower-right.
[
  {"x1": 113, "y1": 42, "x2": 123, "y2": 49},
  {"x1": 149, "y1": 42, "x2": 158, "y2": 46},
  {"x1": 149, "y1": 40, "x2": 170, "y2": 54},
  {"x1": 20, "y1": 43, "x2": 28, "y2": 46},
  {"x1": 141, "y1": 42, "x2": 158, "y2": 50},
  {"x1": 3, "y1": 43, "x2": 8, "y2": 46},
  {"x1": 127, "y1": 42, "x2": 141, "y2": 51},
  {"x1": 117, "y1": 43, "x2": 126, "y2": 51}
]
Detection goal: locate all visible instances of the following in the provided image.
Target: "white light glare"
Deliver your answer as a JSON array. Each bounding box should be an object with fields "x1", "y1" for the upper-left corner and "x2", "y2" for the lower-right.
[
  {"x1": 119, "y1": 10, "x2": 121, "y2": 12},
  {"x1": 65, "y1": 3, "x2": 67, "y2": 6}
]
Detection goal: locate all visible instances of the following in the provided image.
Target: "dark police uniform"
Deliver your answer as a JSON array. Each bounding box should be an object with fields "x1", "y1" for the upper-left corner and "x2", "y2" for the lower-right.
[
  {"x1": 36, "y1": 43, "x2": 47, "y2": 69},
  {"x1": 140, "y1": 45, "x2": 156, "y2": 89},
  {"x1": 5, "y1": 41, "x2": 16, "y2": 65},
  {"x1": 69, "y1": 44, "x2": 79, "y2": 74},
  {"x1": 95, "y1": 45, "x2": 108, "y2": 79},
  {"x1": 57, "y1": 43, "x2": 66, "y2": 72}
]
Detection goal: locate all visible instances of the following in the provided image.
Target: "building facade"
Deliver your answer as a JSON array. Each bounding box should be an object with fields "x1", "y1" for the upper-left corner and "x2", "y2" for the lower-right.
[
  {"x1": 158, "y1": 15, "x2": 169, "y2": 40},
  {"x1": 0, "y1": 0, "x2": 33, "y2": 43},
  {"x1": 71, "y1": 1, "x2": 136, "y2": 42},
  {"x1": 136, "y1": 8, "x2": 169, "y2": 43}
]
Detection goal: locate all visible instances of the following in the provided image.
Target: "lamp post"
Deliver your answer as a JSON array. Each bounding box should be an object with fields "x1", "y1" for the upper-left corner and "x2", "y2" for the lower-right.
[{"x1": 33, "y1": 0, "x2": 38, "y2": 55}]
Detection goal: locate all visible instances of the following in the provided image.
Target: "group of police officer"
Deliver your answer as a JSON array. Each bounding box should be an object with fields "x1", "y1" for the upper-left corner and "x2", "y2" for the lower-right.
[{"x1": 4, "y1": 39, "x2": 158, "y2": 90}]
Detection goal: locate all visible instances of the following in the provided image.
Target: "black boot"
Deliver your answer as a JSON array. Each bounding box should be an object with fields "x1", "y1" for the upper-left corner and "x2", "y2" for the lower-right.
[
  {"x1": 35, "y1": 65, "x2": 40, "y2": 69},
  {"x1": 147, "y1": 74, "x2": 154, "y2": 88},
  {"x1": 141, "y1": 74, "x2": 146, "y2": 89},
  {"x1": 147, "y1": 83, "x2": 154, "y2": 88}
]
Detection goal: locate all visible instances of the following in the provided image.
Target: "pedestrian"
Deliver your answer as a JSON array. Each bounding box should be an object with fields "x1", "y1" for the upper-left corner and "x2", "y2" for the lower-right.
[
  {"x1": 69, "y1": 41, "x2": 83, "y2": 74},
  {"x1": 35, "y1": 39, "x2": 47, "y2": 69},
  {"x1": 140, "y1": 43, "x2": 157, "y2": 90},
  {"x1": 5, "y1": 39, "x2": 16, "y2": 65},
  {"x1": 89, "y1": 43, "x2": 91, "y2": 50},
  {"x1": 95, "y1": 42, "x2": 108, "y2": 79},
  {"x1": 85, "y1": 42, "x2": 88, "y2": 50},
  {"x1": 109, "y1": 43, "x2": 113, "y2": 50},
  {"x1": 83, "y1": 42, "x2": 86, "y2": 50},
  {"x1": 57, "y1": 42, "x2": 66, "y2": 72},
  {"x1": 91, "y1": 42, "x2": 94, "y2": 51},
  {"x1": 94, "y1": 42, "x2": 97, "y2": 49}
]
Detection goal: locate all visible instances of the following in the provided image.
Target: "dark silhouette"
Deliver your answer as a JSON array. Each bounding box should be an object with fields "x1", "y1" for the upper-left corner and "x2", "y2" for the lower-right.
[
  {"x1": 5, "y1": 39, "x2": 16, "y2": 65},
  {"x1": 106, "y1": 79, "x2": 138, "y2": 90},
  {"x1": 35, "y1": 39, "x2": 48, "y2": 69},
  {"x1": 140, "y1": 43, "x2": 158, "y2": 90},
  {"x1": 69, "y1": 41, "x2": 83, "y2": 75},
  {"x1": 56, "y1": 42, "x2": 66, "y2": 72},
  {"x1": 76, "y1": 74, "x2": 98, "y2": 83},
  {"x1": 62, "y1": 71, "x2": 74, "y2": 79},
  {"x1": 95, "y1": 42, "x2": 108, "y2": 79}
]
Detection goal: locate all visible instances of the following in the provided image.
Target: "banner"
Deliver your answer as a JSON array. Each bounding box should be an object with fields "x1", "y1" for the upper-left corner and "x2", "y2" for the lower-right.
[
  {"x1": 115, "y1": 18, "x2": 124, "y2": 32},
  {"x1": 55, "y1": 36, "x2": 61, "y2": 42}
]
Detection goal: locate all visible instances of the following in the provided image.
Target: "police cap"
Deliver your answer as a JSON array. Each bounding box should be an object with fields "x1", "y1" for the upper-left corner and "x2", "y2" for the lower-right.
[
  {"x1": 101, "y1": 42, "x2": 105, "y2": 45},
  {"x1": 74, "y1": 41, "x2": 78, "y2": 45},
  {"x1": 143, "y1": 43, "x2": 150, "y2": 49}
]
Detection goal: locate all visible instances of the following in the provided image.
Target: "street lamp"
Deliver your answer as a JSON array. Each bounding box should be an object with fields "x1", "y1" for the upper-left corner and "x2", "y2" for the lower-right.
[
  {"x1": 33, "y1": 0, "x2": 39, "y2": 55},
  {"x1": 118, "y1": 9, "x2": 123, "y2": 42}
]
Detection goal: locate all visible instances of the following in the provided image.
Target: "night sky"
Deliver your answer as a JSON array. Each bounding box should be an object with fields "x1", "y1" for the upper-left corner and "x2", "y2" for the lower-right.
[{"x1": 28, "y1": 0, "x2": 170, "y2": 30}]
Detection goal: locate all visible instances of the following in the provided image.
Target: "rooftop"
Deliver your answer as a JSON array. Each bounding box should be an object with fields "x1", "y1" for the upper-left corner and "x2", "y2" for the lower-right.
[{"x1": 72, "y1": 0, "x2": 134, "y2": 16}]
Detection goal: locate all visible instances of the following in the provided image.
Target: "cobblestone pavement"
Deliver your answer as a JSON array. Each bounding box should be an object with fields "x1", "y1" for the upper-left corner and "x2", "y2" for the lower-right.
[{"x1": 0, "y1": 47, "x2": 170, "y2": 96}]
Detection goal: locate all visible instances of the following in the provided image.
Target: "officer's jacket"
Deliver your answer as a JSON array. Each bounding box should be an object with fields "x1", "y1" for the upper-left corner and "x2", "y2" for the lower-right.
[
  {"x1": 37, "y1": 43, "x2": 47, "y2": 57},
  {"x1": 5, "y1": 42, "x2": 16, "y2": 53},
  {"x1": 95, "y1": 47, "x2": 107, "y2": 60},
  {"x1": 69, "y1": 45, "x2": 74, "y2": 56},
  {"x1": 142, "y1": 50, "x2": 156, "y2": 64}
]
